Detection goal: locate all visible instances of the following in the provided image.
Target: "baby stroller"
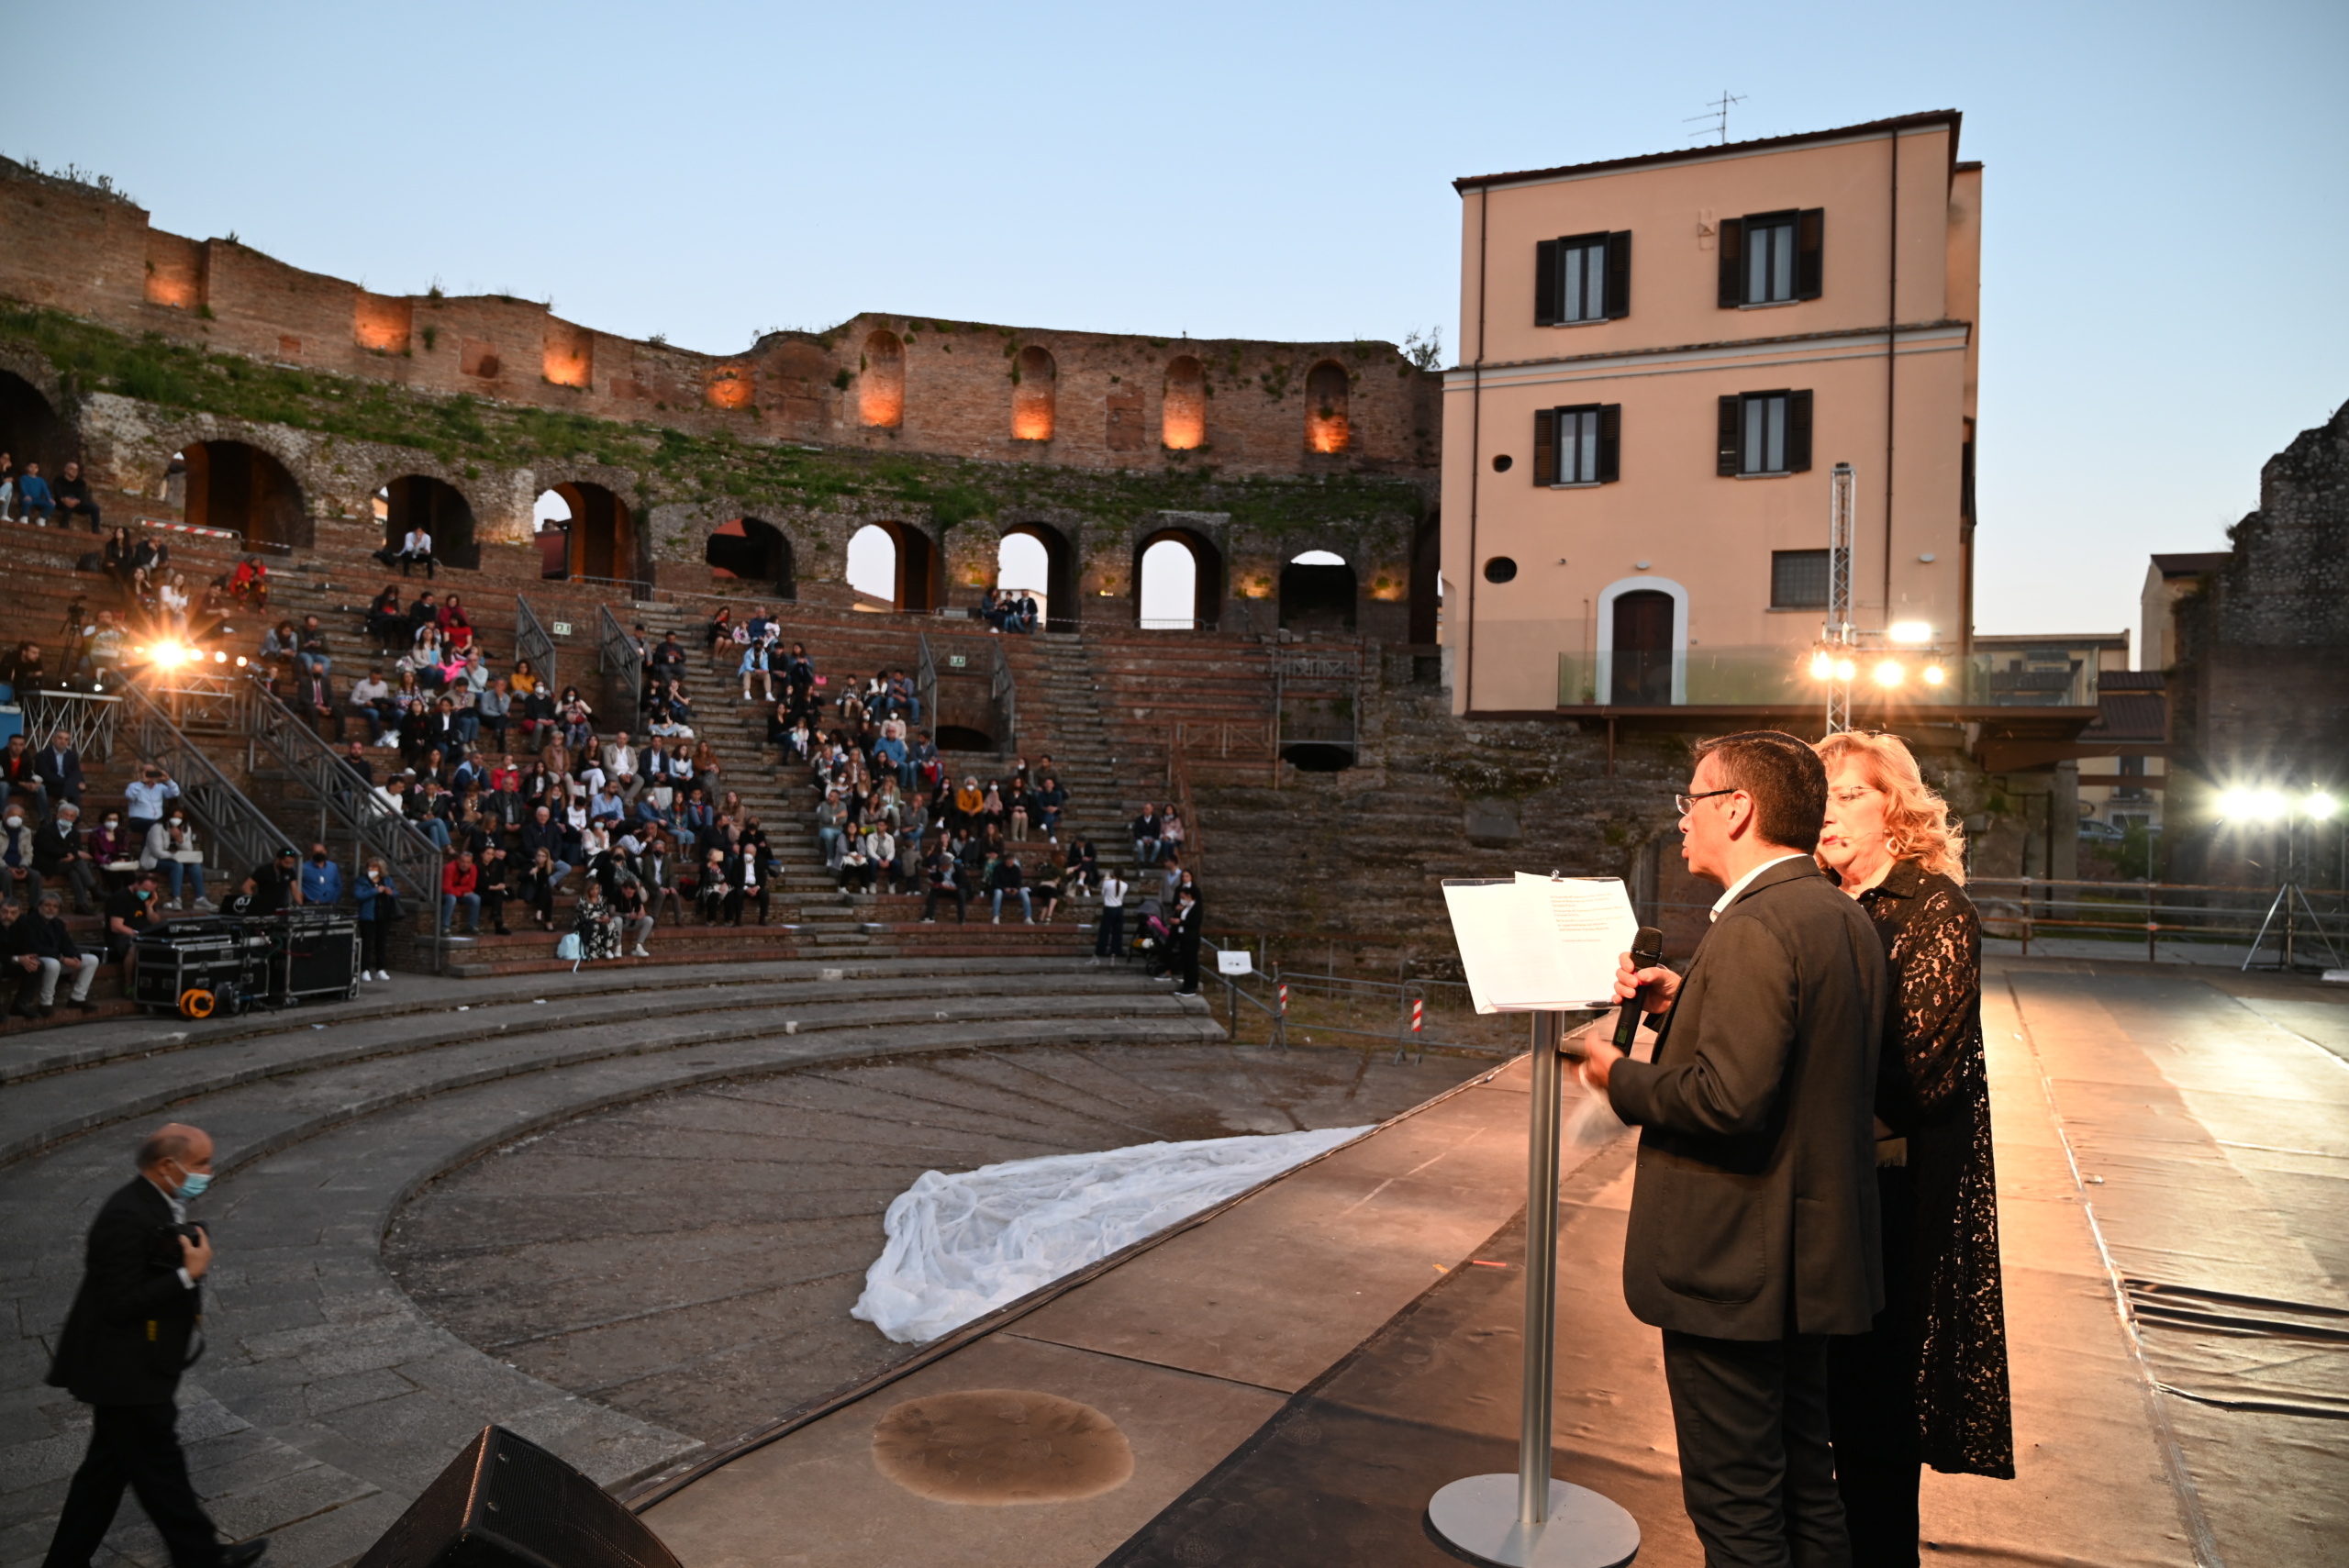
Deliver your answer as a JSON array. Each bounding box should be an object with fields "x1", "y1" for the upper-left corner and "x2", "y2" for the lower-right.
[{"x1": 1130, "y1": 895, "x2": 1172, "y2": 974}]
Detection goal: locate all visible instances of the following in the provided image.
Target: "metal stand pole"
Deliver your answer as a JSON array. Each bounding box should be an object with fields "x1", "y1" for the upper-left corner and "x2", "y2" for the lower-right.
[{"x1": 1426, "y1": 1013, "x2": 1639, "y2": 1568}]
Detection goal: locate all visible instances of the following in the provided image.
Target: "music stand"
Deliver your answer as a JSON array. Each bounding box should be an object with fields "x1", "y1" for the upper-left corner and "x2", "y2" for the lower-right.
[{"x1": 1426, "y1": 1010, "x2": 1639, "y2": 1568}]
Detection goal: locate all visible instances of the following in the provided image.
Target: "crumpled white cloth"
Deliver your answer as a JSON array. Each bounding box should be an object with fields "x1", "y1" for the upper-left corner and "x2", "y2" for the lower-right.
[{"x1": 852, "y1": 1126, "x2": 1369, "y2": 1343}]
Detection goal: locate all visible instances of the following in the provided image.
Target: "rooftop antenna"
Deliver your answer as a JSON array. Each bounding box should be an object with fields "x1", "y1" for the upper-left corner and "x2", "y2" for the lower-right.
[{"x1": 1684, "y1": 91, "x2": 1746, "y2": 145}]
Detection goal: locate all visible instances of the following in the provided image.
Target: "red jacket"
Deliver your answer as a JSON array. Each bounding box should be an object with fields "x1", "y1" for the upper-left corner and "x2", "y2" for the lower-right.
[{"x1": 441, "y1": 862, "x2": 477, "y2": 897}]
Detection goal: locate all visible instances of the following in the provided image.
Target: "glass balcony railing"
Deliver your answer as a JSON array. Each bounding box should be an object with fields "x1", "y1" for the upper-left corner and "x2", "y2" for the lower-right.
[{"x1": 1557, "y1": 648, "x2": 2099, "y2": 709}]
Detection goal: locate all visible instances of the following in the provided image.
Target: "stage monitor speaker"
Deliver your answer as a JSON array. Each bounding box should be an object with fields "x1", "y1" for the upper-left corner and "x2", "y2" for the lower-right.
[{"x1": 352, "y1": 1426, "x2": 681, "y2": 1568}]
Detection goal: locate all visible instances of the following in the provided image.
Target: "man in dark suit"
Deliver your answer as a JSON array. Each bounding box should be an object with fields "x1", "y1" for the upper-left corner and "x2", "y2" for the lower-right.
[
  {"x1": 34, "y1": 729, "x2": 84, "y2": 808},
  {"x1": 1579, "y1": 731, "x2": 1886, "y2": 1567},
  {"x1": 43, "y1": 1123, "x2": 268, "y2": 1568}
]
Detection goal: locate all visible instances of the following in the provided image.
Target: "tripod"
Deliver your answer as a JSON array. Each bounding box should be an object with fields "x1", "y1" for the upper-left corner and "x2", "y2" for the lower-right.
[{"x1": 2241, "y1": 882, "x2": 2344, "y2": 973}]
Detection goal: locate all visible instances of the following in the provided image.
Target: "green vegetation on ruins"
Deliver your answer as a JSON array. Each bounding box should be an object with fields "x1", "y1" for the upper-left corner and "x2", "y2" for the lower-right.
[{"x1": 0, "y1": 302, "x2": 1427, "y2": 537}]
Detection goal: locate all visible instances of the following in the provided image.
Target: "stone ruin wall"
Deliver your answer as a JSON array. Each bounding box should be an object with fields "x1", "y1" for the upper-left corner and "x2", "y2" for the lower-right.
[{"x1": 0, "y1": 159, "x2": 1441, "y2": 633}]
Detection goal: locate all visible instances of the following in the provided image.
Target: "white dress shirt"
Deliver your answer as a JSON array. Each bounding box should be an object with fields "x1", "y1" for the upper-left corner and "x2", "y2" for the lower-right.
[{"x1": 1709, "y1": 852, "x2": 1811, "y2": 921}]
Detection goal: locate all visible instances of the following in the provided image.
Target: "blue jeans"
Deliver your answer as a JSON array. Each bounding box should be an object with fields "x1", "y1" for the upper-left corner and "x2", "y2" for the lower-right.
[
  {"x1": 440, "y1": 891, "x2": 480, "y2": 931},
  {"x1": 415, "y1": 817, "x2": 451, "y2": 851},
  {"x1": 162, "y1": 861, "x2": 207, "y2": 903},
  {"x1": 991, "y1": 888, "x2": 1032, "y2": 921}
]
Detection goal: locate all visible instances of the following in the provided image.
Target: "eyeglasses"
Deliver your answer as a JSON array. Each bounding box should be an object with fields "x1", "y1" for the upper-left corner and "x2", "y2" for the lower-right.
[{"x1": 1675, "y1": 788, "x2": 1739, "y2": 815}]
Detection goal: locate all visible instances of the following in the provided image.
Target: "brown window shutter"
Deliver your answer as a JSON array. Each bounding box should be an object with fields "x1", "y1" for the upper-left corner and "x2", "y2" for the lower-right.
[
  {"x1": 1604, "y1": 231, "x2": 1631, "y2": 318},
  {"x1": 1597, "y1": 405, "x2": 1621, "y2": 483},
  {"x1": 1534, "y1": 239, "x2": 1560, "y2": 327},
  {"x1": 1532, "y1": 408, "x2": 1557, "y2": 485},
  {"x1": 1716, "y1": 217, "x2": 1744, "y2": 307},
  {"x1": 1787, "y1": 390, "x2": 1814, "y2": 473},
  {"x1": 1717, "y1": 395, "x2": 1742, "y2": 475},
  {"x1": 1796, "y1": 209, "x2": 1825, "y2": 299}
]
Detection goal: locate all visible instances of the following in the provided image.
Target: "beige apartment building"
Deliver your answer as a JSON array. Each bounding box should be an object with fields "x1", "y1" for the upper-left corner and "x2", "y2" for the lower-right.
[{"x1": 1442, "y1": 111, "x2": 1982, "y2": 717}]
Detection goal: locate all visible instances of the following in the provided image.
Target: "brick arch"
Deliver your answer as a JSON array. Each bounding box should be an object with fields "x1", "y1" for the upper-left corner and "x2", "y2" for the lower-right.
[
  {"x1": 377, "y1": 474, "x2": 479, "y2": 570},
  {"x1": 1304, "y1": 360, "x2": 1350, "y2": 454},
  {"x1": 861, "y1": 330, "x2": 906, "y2": 428},
  {"x1": 1012, "y1": 347, "x2": 1055, "y2": 442},
  {"x1": 529, "y1": 471, "x2": 640, "y2": 586},
  {"x1": 997, "y1": 520, "x2": 1078, "y2": 630},
  {"x1": 1162, "y1": 356, "x2": 1206, "y2": 451},
  {"x1": 1132, "y1": 526, "x2": 1223, "y2": 630},
  {"x1": 0, "y1": 364, "x2": 74, "y2": 484},
  {"x1": 707, "y1": 516, "x2": 796, "y2": 600},
  {"x1": 849, "y1": 518, "x2": 942, "y2": 613}
]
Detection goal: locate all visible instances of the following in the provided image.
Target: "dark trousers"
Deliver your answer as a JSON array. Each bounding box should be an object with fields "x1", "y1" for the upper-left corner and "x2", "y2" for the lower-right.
[
  {"x1": 1830, "y1": 1164, "x2": 1922, "y2": 1567},
  {"x1": 1094, "y1": 905, "x2": 1125, "y2": 957},
  {"x1": 922, "y1": 884, "x2": 966, "y2": 923},
  {"x1": 1660, "y1": 1329, "x2": 1848, "y2": 1568},
  {"x1": 359, "y1": 915, "x2": 389, "y2": 972},
  {"x1": 43, "y1": 1401, "x2": 221, "y2": 1568}
]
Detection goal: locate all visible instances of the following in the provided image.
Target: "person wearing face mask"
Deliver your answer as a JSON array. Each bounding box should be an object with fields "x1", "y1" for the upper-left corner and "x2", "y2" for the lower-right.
[
  {"x1": 298, "y1": 844, "x2": 342, "y2": 908},
  {"x1": 34, "y1": 802, "x2": 99, "y2": 917},
  {"x1": 139, "y1": 813, "x2": 211, "y2": 913},
  {"x1": 1, "y1": 806, "x2": 37, "y2": 907},
  {"x1": 42, "y1": 1123, "x2": 271, "y2": 1568},
  {"x1": 103, "y1": 871, "x2": 162, "y2": 984}
]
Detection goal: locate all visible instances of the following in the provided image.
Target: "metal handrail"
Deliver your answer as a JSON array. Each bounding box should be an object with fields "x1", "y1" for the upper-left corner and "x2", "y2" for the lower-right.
[
  {"x1": 18, "y1": 688, "x2": 123, "y2": 764},
  {"x1": 599, "y1": 604, "x2": 645, "y2": 721},
  {"x1": 241, "y1": 677, "x2": 445, "y2": 973},
  {"x1": 990, "y1": 637, "x2": 1018, "y2": 751},
  {"x1": 515, "y1": 594, "x2": 559, "y2": 693},
  {"x1": 916, "y1": 631, "x2": 939, "y2": 744},
  {"x1": 119, "y1": 683, "x2": 294, "y2": 884}
]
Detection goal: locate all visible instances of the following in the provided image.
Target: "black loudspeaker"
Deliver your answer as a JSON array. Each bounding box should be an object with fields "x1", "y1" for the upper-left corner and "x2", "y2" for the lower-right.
[{"x1": 353, "y1": 1426, "x2": 682, "y2": 1568}]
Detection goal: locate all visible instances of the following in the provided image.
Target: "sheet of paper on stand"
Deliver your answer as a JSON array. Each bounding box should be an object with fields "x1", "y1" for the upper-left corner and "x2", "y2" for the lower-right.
[{"x1": 1441, "y1": 874, "x2": 1638, "y2": 1013}]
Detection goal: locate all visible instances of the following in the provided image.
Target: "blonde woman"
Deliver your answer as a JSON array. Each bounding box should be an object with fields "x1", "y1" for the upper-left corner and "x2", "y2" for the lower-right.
[{"x1": 1813, "y1": 731, "x2": 2012, "y2": 1558}]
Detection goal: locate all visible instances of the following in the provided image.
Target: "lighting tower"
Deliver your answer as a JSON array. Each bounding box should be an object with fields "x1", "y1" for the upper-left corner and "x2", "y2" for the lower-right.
[{"x1": 1823, "y1": 462, "x2": 1856, "y2": 734}]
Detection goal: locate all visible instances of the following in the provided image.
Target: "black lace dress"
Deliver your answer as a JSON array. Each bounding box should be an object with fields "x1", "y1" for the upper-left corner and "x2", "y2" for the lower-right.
[{"x1": 1841, "y1": 860, "x2": 2015, "y2": 1484}]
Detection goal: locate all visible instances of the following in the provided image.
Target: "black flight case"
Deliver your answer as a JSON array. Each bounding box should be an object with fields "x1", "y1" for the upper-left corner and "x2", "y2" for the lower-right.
[{"x1": 131, "y1": 917, "x2": 274, "y2": 1018}]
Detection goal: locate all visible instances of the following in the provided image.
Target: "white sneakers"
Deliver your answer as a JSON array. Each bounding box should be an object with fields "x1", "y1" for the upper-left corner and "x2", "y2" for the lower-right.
[{"x1": 631, "y1": 945, "x2": 651, "y2": 958}]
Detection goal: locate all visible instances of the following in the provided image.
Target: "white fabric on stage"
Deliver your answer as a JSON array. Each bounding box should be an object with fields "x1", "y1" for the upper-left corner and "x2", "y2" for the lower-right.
[{"x1": 852, "y1": 1126, "x2": 1368, "y2": 1343}]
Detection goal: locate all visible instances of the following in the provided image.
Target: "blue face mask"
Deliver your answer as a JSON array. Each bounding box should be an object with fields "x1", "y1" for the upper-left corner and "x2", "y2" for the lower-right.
[{"x1": 176, "y1": 1170, "x2": 211, "y2": 1199}]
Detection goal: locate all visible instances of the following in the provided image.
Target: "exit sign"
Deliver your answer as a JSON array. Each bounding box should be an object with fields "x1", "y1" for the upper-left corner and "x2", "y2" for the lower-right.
[
  {"x1": 948, "y1": 654, "x2": 968, "y2": 668},
  {"x1": 551, "y1": 621, "x2": 573, "y2": 636}
]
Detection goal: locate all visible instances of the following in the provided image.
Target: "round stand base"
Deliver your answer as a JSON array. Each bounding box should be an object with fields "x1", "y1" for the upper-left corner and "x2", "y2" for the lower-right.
[{"x1": 1426, "y1": 1474, "x2": 1640, "y2": 1568}]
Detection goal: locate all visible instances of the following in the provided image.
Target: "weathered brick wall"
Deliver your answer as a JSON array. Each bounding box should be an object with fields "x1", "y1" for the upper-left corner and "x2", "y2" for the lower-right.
[
  {"x1": 2169, "y1": 397, "x2": 2349, "y2": 883},
  {"x1": 0, "y1": 160, "x2": 1436, "y2": 485}
]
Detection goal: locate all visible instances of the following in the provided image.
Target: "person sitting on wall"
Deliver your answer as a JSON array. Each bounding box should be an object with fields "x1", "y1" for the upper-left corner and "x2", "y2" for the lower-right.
[
  {"x1": 16, "y1": 462, "x2": 55, "y2": 526},
  {"x1": 363, "y1": 586, "x2": 406, "y2": 649},
  {"x1": 228, "y1": 556, "x2": 269, "y2": 609},
  {"x1": 51, "y1": 462, "x2": 103, "y2": 532},
  {"x1": 395, "y1": 524, "x2": 435, "y2": 579}
]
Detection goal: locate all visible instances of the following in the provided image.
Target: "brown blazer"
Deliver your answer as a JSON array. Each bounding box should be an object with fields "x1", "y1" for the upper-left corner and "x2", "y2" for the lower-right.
[{"x1": 1606, "y1": 856, "x2": 1886, "y2": 1340}]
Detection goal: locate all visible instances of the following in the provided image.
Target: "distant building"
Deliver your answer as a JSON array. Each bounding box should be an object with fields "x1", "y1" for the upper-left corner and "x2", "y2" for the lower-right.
[
  {"x1": 1442, "y1": 111, "x2": 1982, "y2": 719},
  {"x1": 2139, "y1": 553, "x2": 2226, "y2": 673}
]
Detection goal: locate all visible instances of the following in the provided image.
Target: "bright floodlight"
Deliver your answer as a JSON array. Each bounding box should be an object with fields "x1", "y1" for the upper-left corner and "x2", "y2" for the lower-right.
[
  {"x1": 2308, "y1": 793, "x2": 2340, "y2": 820},
  {"x1": 1809, "y1": 651, "x2": 1835, "y2": 681},
  {"x1": 214, "y1": 651, "x2": 228, "y2": 663},
  {"x1": 1887, "y1": 620, "x2": 1933, "y2": 645},
  {"x1": 1921, "y1": 663, "x2": 1948, "y2": 686},
  {"x1": 1833, "y1": 657, "x2": 1856, "y2": 682},
  {"x1": 149, "y1": 641, "x2": 186, "y2": 668},
  {"x1": 2249, "y1": 788, "x2": 2288, "y2": 823},
  {"x1": 1872, "y1": 659, "x2": 1904, "y2": 687}
]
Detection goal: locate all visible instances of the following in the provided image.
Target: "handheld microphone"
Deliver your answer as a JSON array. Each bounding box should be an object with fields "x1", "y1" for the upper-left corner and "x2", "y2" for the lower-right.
[{"x1": 1611, "y1": 926, "x2": 1665, "y2": 1051}]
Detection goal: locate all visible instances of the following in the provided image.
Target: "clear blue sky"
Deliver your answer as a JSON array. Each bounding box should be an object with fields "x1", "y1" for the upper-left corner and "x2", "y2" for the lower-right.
[{"x1": 8, "y1": 1, "x2": 2343, "y2": 648}]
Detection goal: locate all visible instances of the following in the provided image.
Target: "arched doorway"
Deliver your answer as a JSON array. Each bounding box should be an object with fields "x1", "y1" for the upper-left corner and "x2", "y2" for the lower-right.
[
  {"x1": 707, "y1": 517, "x2": 796, "y2": 598},
  {"x1": 847, "y1": 522, "x2": 938, "y2": 613},
  {"x1": 1304, "y1": 361, "x2": 1350, "y2": 453},
  {"x1": 532, "y1": 489, "x2": 570, "y2": 580},
  {"x1": 380, "y1": 476, "x2": 477, "y2": 571},
  {"x1": 1279, "y1": 550, "x2": 1356, "y2": 633},
  {"x1": 181, "y1": 440, "x2": 309, "y2": 549},
  {"x1": 998, "y1": 522, "x2": 1075, "y2": 630},
  {"x1": 1134, "y1": 528, "x2": 1221, "y2": 630},
  {"x1": 0, "y1": 371, "x2": 70, "y2": 483},
  {"x1": 1408, "y1": 513, "x2": 1441, "y2": 645},
  {"x1": 539, "y1": 482, "x2": 633, "y2": 584},
  {"x1": 1610, "y1": 589, "x2": 1675, "y2": 705}
]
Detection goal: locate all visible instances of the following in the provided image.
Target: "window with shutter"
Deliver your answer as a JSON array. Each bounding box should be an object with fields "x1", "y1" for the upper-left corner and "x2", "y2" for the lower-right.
[
  {"x1": 1604, "y1": 232, "x2": 1631, "y2": 319},
  {"x1": 1786, "y1": 390, "x2": 1813, "y2": 473},
  {"x1": 1795, "y1": 208, "x2": 1824, "y2": 299},
  {"x1": 1534, "y1": 239, "x2": 1560, "y2": 328},
  {"x1": 1531, "y1": 409, "x2": 1557, "y2": 485},
  {"x1": 1771, "y1": 550, "x2": 1830, "y2": 609},
  {"x1": 1716, "y1": 395, "x2": 1742, "y2": 475},
  {"x1": 1548, "y1": 406, "x2": 1603, "y2": 484},
  {"x1": 1716, "y1": 218, "x2": 1744, "y2": 308},
  {"x1": 1596, "y1": 404, "x2": 1621, "y2": 484}
]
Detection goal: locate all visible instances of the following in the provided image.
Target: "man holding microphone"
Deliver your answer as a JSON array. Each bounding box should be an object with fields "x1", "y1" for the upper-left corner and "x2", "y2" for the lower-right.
[
  {"x1": 1575, "y1": 732, "x2": 1885, "y2": 1567},
  {"x1": 41, "y1": 1124, "x2": 268, "y2": 1568}
]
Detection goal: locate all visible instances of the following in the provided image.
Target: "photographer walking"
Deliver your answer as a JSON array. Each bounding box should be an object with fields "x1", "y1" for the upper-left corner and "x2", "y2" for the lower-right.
[{"x1": 41, "y1": 1123, "x2": 268, "y2": 1568}]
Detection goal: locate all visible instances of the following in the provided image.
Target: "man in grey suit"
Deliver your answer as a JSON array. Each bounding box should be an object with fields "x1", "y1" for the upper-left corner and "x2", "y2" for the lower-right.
[{"x1": 1578, "y1": 731, "x2": 1886, "y2": 1567}]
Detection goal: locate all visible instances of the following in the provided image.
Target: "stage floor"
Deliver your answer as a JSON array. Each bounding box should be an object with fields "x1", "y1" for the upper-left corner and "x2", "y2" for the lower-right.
[{"x1": 640, "y1": 957, "x2": 2349, "y2": 1568}]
